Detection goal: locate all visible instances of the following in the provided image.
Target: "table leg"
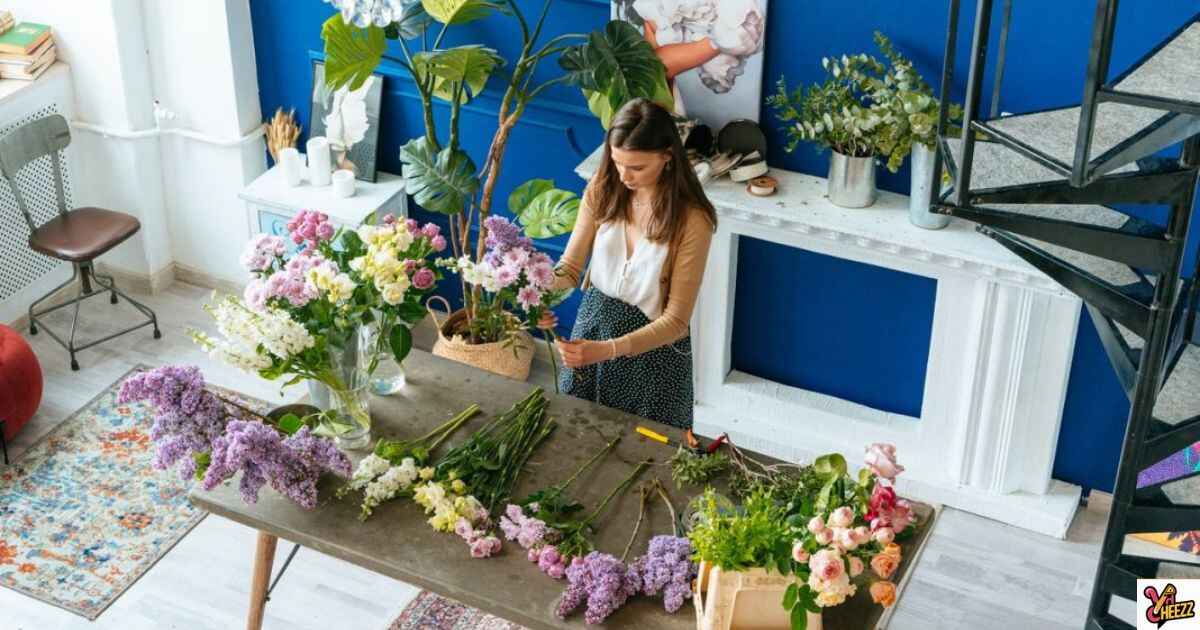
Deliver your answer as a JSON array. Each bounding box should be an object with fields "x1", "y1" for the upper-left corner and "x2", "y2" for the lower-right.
[{"x1": 246, "y1": 531, "x2": 278, "y2": 630}]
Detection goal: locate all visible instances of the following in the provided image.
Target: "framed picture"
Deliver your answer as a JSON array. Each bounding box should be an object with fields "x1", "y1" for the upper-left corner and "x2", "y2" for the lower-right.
[
  {"x1": 311, "y1": 60, "x2": 384, "y2": 183},
  {"x1": 613, "y1": 0, "x2": 768, "y2": 131}
]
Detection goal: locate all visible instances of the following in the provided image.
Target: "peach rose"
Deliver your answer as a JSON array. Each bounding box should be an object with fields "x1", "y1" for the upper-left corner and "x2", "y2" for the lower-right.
[
  {"x1": 807, "y1": 516, "x2": 826, "y2": 534},
  {"x1": 853, "y1": 526, "x2": 871, "y2": 544},
  {"x1": 870, "y1": 580, "x2": 897, "y2": 607},
  {"x1": 809, "y1": 549, "x2": 844, "y2": 582},
  {"x1": 828, "y1": 506, "x2": 855, "y2": 529},
  {"x1": 873, "y1": 527, "x2": 895, "y2": 545},
  {"x1": 792, "y1": 540, "x2": 809, "y2": 563},
  {"x1": 837, "y1": 528, "x2": 859, "y2": 551},
  {"x1": 849, "y1": 556, "x2": 864, "y2": 577},
  {"x1": 871, "y1": 552, "x2": 900, "y2": 580},
  {"x1": 815, "y1": 529, "x2": 834, "y2": 545},
  {"x1": 884, "y1": 543, "x2": 902, "y2": 558}
]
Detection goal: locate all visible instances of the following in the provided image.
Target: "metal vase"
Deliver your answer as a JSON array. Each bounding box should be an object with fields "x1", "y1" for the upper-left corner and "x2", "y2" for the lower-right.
[
  {"x1": 909, "y1": 142, "x2": 951, "y2": 229},
  {"x1": 827, "y1": 150, "x2": 877, "y2": 208}
]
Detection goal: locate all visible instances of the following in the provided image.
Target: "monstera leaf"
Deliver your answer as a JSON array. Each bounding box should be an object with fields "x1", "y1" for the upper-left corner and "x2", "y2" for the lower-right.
[
  {"x1": 560, "y1": 21, "x2": 668, "y2": 115},
  {"x1": 413, "y1": 45, "x2": 504, "y2": 103},
  {"x1": 399, "y1": 136, "x2": 479, "y2": 215},
  {"x1": 321, "y1": 15, "x2": 386, "y2": 91},
  {"x1": 584, "y1": 72, "x2": 674, "y2": 129},
  {"x1": 510, "y1": 179, "x2": 579, "y2": 239},
  {"x1": 384, "y1": 0, "x2": 433, "y2": 40},
  {"x1": 421, "y1": 0, "x2": 504, "y2": 25}
]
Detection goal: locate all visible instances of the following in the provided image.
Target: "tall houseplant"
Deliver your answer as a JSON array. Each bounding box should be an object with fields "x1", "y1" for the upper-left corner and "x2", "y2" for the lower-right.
[{"x1": 321, "y1": 0, "x2": 670, "y2": 371}]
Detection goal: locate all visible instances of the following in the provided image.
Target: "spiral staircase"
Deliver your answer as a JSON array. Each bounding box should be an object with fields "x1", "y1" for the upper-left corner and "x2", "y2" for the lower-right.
[{"x1": 931, "y1": 2, "x2": 1200, "y2": 628}]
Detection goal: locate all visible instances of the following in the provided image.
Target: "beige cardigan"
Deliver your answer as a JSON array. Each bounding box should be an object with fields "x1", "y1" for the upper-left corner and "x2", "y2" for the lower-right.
[{"x1": 553, "y1": 183, "x2": 715, "y2": 357}]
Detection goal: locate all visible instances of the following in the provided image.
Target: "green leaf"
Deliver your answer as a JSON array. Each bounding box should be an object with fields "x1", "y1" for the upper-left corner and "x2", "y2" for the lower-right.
[
  {"x1": 518, "y1": 188, "x2": 580, "y2": 239},
  {"x1": 398, "y1": 136, "x2": 479, "y2": 215},
  {"x1": 414, "y1": 45, "x2": 504, "y2": 104},
  {"x1": 790, "y1": 603, "x2": 808, "y2": 630},
  {"x1": 277, "y1": 413, "x2": 304, "y2": 435},
  {"x1": 389, "y1": 323, "x2": 413, "y2": 363},
  {"x1": 813, "y1": 453, "x2": 847, "y2": 477},
  {"x1": 384, "y1": 0, "x2": 433, "y2": 40},
  {"x1": 508, "y1": 179, "x2": 554, "y2": 215},
  {"x1": 560, "y1": 21, "x2": 668, "y2": 115},
  {"x1": 193, "y1": 451, "x2": 211, "y2": 481},
  {"x1": 321, "y1": 16, "x2": 386, "y2": 92},
  {"x1": 783, "y1": 583, "x2": 798, "y2": 610},
  {"x1": 421, "y1": 0, "x2": 502, "y2": 25}
]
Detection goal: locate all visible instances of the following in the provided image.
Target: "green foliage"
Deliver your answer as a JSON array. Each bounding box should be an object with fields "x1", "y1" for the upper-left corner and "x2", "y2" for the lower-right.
[
  {"x1": 387, "y1": 323, "x2": 413, "y2": 363},
  {"x1": 320, "y1": 16, "x2": 386, "y2": 91},
  {"x1": 668, "y1": 446, "x2": 730, "y2": 488},
  {"x1": 509, "y1": 180, "x2": 580, "y2": 239},
  {"x1": 560, "y1": 21, "x2": 671, "y2": 121},
  {"x1": 414, "y1": 45, "x2": 505, "y2": 104},
  {"x1": 688, "y1": 488, "x2": 798, "y2": 573},
  {"x1": 276, "y1": 413, "x2": 304, "y2": 435},
  {"x1": 767, "y1": 52, "x2": 885, "y2": 158},
  {"x1": 398, "y1": 136, "x2": 480, "y2": 215},
  {"x1": 420, "y1": 0, "x2": 504, "y2": 25}
]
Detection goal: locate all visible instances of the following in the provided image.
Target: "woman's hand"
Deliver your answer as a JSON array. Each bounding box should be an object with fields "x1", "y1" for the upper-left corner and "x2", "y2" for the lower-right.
[
  {"x1": 556, "y1": 338, "x2": 612, "y2": 369},
  {"x1": 537, "y1": 310, "x2": 558, "y2": 331}
]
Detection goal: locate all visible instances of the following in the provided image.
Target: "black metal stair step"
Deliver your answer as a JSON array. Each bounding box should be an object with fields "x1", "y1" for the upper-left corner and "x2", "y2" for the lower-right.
[
  {"x1": 1144, "y1": 413, "x2": 1200, "y2": 466},
  {"x1": 1099, "y1": 554, "x2": 1161, "y2": 598},
  {"x1": 1126, "y1": 497, "x2": 1200, "y2": 534},
  {"x1": 1087, "y1": 612, "x2": 1133, "y2": 630},
  {"x1": 976, "y1": 20, "x2": 1200, "y2": 183},
  {"x1": 976, "y1": 227, "x2": 1153, "y2": 337},
  {"x1": 1100, "y1": 21, "x2": 1200, "y2": 116}
]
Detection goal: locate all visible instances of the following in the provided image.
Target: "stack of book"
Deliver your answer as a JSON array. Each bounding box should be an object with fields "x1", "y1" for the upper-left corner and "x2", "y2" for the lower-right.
[{"x1": 0, "y1": 22, "x2": 54, "y2": 81}]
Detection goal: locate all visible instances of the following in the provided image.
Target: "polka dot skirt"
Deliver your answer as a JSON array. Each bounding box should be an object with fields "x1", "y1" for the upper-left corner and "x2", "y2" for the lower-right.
[{"x1": 558, "y1": 287, "x2": 694, "y2": 429}]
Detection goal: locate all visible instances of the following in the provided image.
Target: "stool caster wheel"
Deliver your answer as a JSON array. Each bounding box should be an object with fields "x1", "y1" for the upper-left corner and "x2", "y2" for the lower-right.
[
  {"x1": 70, "y1": 358, "x2": 80, "y2": 371},
  {"x1": 153, "y1": 328, "x2": 162, "y2": 340},
  {"x1": 110, "y1": 292, "x2": 118, "y2": 305}
]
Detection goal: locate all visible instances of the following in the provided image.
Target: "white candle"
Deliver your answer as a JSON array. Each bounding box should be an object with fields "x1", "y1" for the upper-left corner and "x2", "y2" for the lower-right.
[
  {"x1": 332, "y1": 169, "x2": 355, "y2": 198},
  {"x1": 279, "y1": 147, "x2": 303, "y2": 187},
  {"x1": 306, "y1": 136, "x2": 332, "y2": 186}
]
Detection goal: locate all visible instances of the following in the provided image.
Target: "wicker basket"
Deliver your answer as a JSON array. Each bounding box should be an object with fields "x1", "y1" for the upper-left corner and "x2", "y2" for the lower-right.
[
  {"x1": 694, "y1": 561, "x2": 823, "y2": 630},
  {"x1": 427, "y1": 296, "x2": 535, "y2": 382}
]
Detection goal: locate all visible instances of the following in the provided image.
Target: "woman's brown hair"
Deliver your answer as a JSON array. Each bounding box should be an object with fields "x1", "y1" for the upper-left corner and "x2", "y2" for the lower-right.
[{"x1": 588, "y1": 98, "x2": 717, "y2": 243}]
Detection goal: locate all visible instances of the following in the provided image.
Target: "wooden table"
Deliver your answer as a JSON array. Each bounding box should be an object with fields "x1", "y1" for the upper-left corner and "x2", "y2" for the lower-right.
[{"x1": 190, "y1": 350, "x2": 932, "y2": 630}]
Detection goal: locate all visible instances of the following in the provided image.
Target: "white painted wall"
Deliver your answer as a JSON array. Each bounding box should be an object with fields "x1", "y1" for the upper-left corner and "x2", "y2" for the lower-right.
[{"x1": 2, "y1": 0, "x2": 265, "y2": 285}]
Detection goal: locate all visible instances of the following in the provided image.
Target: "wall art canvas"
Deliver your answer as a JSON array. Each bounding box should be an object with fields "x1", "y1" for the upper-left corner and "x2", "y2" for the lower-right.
[
  {"x1": 614, "y1": 0, "x2": 768, "y2": 131},
  {"x1": 311, "y1": 60, "x2": 383, "y2": 183}
]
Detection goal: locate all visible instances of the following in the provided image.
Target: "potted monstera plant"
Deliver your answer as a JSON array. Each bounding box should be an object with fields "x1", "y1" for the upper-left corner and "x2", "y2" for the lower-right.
[{"x1": 322, "y1": 0, "x2": 670, "y2": 379}]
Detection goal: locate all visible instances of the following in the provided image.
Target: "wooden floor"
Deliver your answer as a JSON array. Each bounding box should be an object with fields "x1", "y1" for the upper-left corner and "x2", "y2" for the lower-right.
[{"x1": 0, "y1": 280, "x2": 1180, "y2": 629}]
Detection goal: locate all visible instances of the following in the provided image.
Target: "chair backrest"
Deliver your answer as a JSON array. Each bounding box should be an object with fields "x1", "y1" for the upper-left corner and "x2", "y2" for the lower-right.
[{"x1": 0, "y1": 114, "x2": 71, "y2": 231}]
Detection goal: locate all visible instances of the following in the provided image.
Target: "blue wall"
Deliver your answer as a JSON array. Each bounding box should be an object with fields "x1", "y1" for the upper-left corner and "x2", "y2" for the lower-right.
[{"x1": 248, "y1": 0, "x2": 1200, "y2": 493}]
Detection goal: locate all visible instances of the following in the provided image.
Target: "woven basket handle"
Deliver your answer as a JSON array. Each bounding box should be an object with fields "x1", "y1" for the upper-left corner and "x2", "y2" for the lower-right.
[{"x1": 426, "y1": 295, "x2": 452, "y2": 334}]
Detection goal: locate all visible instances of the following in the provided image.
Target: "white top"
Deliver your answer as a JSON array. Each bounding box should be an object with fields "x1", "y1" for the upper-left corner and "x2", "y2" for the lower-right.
[
  {"x1": 238, "y1": 163, "x2": 406, "y2": 226},
  {"x1": 590, "y1": 220, "x2": 670, "y2": 320}
]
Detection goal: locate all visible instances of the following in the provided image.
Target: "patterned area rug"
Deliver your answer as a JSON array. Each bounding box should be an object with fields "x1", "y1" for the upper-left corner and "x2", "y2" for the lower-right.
[
  {"x1": 0, "y1": 366, "x2": 266, "y2": 619},
  {"x1": 387, "y1": 591, "x2": 525, "y2": 630}
]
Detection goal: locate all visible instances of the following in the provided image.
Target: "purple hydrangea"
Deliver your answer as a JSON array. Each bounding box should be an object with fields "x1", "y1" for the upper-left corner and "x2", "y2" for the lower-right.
[
  {"x1": 482, "y1": 216, "x2": 533, "y2": 267},
  {"x1": 556, "y1": 552, "x2": 637, "y2": 624},
  {"x1": 625, "y1": 535, "x2": 696, "y2": 613},
  {"x1": 118, "y1": 365, "x2": 228, "y2": 479}
]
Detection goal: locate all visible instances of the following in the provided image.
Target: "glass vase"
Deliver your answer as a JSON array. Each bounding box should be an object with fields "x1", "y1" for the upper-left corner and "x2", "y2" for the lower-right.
[
  {"x1": 366, "y1": 317, "x2": 408, "y2": 395},
  {"x1": 324, "y1": 325, "x2": 374, "y2": 450}
]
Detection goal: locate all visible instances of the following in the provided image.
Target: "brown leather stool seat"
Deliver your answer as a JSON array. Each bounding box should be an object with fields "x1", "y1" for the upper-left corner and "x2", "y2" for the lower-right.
[{"x1": 29, "y1": 207, "x2": 141, "y2": 262}]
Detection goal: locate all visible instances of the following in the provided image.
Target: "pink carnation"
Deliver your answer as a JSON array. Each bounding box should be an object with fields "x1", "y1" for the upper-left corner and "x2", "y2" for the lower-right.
[
  {"x1": 517, "y1": 286, "x2": 543, "y2": 311},
  {"x1": 412, "y1": 268, "x2": 436, "y2": 290},
  {"x1": 431, "y1": 235, "x2": 447, "y2": 252}
]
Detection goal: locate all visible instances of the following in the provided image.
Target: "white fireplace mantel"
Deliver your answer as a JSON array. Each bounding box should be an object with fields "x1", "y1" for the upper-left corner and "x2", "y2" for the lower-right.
[{"x1": 577, "y1": 148, "x2": 1083, "y2": 538}]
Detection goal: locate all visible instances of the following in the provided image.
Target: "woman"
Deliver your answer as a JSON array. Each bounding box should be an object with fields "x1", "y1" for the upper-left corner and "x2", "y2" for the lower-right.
[{"x1": 541, "y1": 98, "x2": 717, "y2": 430}]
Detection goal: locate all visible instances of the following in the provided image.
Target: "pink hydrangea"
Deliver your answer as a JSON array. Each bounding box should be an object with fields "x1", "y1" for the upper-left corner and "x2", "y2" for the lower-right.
[{"x1": 517, "y1": 286, "x2": 543, "y2": 311}]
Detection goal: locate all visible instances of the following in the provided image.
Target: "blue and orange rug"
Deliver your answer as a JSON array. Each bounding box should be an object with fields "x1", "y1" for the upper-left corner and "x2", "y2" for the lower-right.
[{"x1": 0, "y1": 366, "x2": 267, "y2": 619}]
